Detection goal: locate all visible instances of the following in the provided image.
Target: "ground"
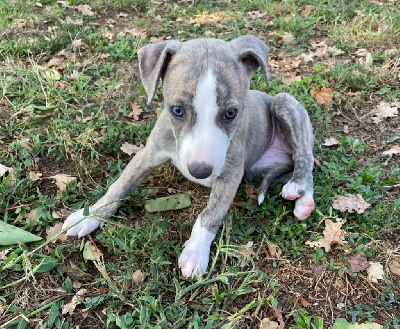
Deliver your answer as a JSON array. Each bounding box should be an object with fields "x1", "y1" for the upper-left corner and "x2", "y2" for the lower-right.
[{"x1": 0, "y1": 0, "x2": 399, "y2": 328}]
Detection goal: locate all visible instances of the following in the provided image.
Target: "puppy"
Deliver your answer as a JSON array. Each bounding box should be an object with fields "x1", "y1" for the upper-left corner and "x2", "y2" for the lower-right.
[{"x1": 63, "y1": 35, "x2": 315, "y2": 277}]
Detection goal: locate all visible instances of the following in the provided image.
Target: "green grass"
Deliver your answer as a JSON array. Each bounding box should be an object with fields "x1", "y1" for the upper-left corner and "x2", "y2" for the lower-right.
[{"x1": 0, "y1": 0, "x2": 399, "y2": 328}]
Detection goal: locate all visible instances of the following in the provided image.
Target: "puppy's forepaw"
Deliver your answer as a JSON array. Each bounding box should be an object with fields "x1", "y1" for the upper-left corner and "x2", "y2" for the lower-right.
[
  {"x1": 62, "y1": 208, "x2": 103, "y2": 238},
  {"x1": 178, "y1": 243, "x2": 210, "y2": 278},
  {"x1": 293, "y1": 192, "x2": 315, "y2": 220},
  {"x1": 281, "y1": 181, "x2": 305, "y2": 200}
]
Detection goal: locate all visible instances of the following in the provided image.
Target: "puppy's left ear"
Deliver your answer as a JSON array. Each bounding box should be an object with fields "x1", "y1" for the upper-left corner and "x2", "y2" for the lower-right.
[
  {"x1": 230, "y1": 35, "x2": 270, "y2": 86},
  {"x1": 138, "y1": 40, "x2": 181, "y2": 104}
]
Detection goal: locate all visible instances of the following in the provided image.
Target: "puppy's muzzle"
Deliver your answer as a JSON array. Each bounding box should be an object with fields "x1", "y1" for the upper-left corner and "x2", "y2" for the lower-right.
[{"x1": 188, "y1": 161, "x2": 213, "y2": 179}]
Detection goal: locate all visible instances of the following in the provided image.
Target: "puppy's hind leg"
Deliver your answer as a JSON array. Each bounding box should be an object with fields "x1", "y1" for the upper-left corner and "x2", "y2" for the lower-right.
[
  {"x1": 257, "y1": 163, "x2": 293, "y2": 205},
  {"x1": 270, "y1": 93, "x2": 315, "y2": 220},
  {"x1": 63, "y1": 147, "x2": 169, "y2": 238}
]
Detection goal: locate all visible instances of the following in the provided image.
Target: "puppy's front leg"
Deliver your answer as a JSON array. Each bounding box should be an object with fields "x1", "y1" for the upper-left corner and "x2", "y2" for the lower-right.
[
  {"x1": 63, "y1": 147, "x2": 168, "y2": 237},
  {"x1": 178, "y1": 167, "x2": 243, "y2": 278}
]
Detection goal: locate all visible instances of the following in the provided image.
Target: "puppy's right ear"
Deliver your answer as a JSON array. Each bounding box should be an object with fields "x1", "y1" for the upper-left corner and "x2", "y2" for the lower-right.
[{"x1": 137, "y1": 40, "x2": 181, "y2": 104}]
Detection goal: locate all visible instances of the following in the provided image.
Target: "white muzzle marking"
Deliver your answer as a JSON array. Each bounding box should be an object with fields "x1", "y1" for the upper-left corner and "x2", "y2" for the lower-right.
[{"x1": 179, "y1": 67, "x2": 229, "y2": 179}]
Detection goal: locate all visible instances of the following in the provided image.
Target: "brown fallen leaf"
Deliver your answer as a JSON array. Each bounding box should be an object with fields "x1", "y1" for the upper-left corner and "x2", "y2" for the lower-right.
[
  {"x1": 346, "y1": 251, "x2": 370, "y2": 275},
  {"x1": 310, "y1": 88, "x2": 333, "y2": 109},
  {"x1": 0, "y1": 249, "x2": 11, "y2": 261},
  {"x1": 48, "y1": 57, "x2": 64, "y2": 69},
  {"x1": 388, "y1": 261, "x2": 400, "y2": 276},
  {"x1": 85, "y1": 240, "x2": 103, "y2": 261},
  {"x1": 300, "y1": 52, "x2": 314, "y2": 62},
  {"x1": 305, "y1": 218, "x2": 346, "y2": 252},
  {"x1": 282, "y1": 32, "x2": 295, "y2": 44},
  {"x1": 300, "y1": 5, "x2": 312, "y2": 16},
  {"x1": 282, "y1": 74, "x2": 302, "y2": 84},
  {"x1": 76, "y1": 4, "x2": 95, "y2": 16},
  {"x1": 323, "y1": 137, "x2": 340, "y2": 146},
  {"x1": 0, "y1": 163, "x2": 12, "y2": 177},
  {"x1": 260, "y1": 318, "x2": 279, "y2": 329},
  {"x1": 239, "y1": 241, "x2": 254, "y2": 267},
  {"x1": 383, "y1": 145, "x2": 400, "y2": 156},
  {"x1": 28, "y1": 171, "x2": 43, "y2": 182},
  {"x1": 355, "y1": 48, "x2": 370, "y2": 57},
  {"x1": 371, "y1": 101, "x2": 398, "y2": 123},
  {"x1": 132, "y1": 270, "x2": 145, "y2": 284},
  {"x1": 128, "y1": 103, "x2": 143, "y2": 121},
  {"x1": 120, "y1": 142, "x2": 142, "y2": 156},
  {"x1": 266, "y1": 240, "x2": 282, "y2": 258},
  {"x1": 63, "y1": 261, "x2": 94, "y2": 281},
  {"x1": 244, "y1": 184, "x2": 257, "y2": 199},
  {"x1": 61, "y1": 289, "x2": 87, "y2": 316},
  {"x1": 26, "y1": 209, "x2": 38, "y2": 222},
  {"x1": 332, "y1": 194, "x2": 371, "y2": 214},
  {"x1": 50, "y1": 174, "x2": 76, "y2": 191},
  {"x1": 299, "y1": 295, "x2": 311, "y2": 308},
  {"x1": 46, "y1": 223, "x2": 68, "y2": 243},
  {"x1": 366, "y1": 262, "x2": 384, "y2": 283}
]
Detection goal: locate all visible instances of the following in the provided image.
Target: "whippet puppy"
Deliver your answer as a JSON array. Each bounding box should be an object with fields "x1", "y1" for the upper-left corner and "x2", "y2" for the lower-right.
[{"x1": 63, "y1": 35, "x2": 315, "y2": 278}]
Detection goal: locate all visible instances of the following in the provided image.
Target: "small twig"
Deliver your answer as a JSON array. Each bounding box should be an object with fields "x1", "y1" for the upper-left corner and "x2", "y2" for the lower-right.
[{"x1": 0, "y1": 203, "x2": 33, "y2": 214}]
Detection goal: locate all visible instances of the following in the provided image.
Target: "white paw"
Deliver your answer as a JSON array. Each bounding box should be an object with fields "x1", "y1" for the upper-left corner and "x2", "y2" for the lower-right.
[
  {"x1": 293, "y1": 191, "x2": 315, "y2": 220},
  {"x1": 178, "y1": 221, "x2": 215, "y2": 278},
  {"x1": 281, "y1": 181, "x2": 304, "y2": 200},
  {"x1": 178, "y1": 243, "x2": 210, "y2": 278},
  {"x1": 62, "y1": 208, "x2": 103, "y2": 238}
]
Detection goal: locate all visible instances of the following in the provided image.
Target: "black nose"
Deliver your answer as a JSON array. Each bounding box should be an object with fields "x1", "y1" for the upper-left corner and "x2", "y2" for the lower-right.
[{"x1": 188, "y1": 162, "x2": 213, "y2": 179}]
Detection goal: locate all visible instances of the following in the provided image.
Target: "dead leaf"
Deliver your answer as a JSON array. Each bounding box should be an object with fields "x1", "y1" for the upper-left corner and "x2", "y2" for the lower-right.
[
  {"x1": 260, "y1": 318, "x2": 279, "y2": 329},
  {"x1": 323, "y1": 137, "x2": 340, "y2": 146},
  {"x1": 0, "y1": 249, "x2": 11, "y2": 261},
  {"x1": 305, "y1": 218, "x2": 346, "y2": 252},
  {"x1": 300, "y1": 5, "x2": 312, "y2": 16},
  {"x1": 239, "y1": 241, "x2": 254, "y2": 266},
  {"x1": 128, "y1": 103, "x2": 143, "y2": 120},
  {"x1": 57, "y1": 1, "x2": 71, "y2": 8},
  {"x1": 83, "y1": 240, "x2": 103, "y2": 261},
  {"x1": 388, "y1": 261, "x2": 400, "y2": 276},
  {"x1": 132, "y1": 270, "x2": 145, "y2": 284},
  {"x1": 300, "y1": 52, "x2": 314, "y2": 62},
  {"x1": 26, "y1": 209, "x2": 38, "y2": 222},
  {"x1": 371, "y1": 101, "x2": 398, "y2": 123},
  {"x1": 76, "y1": 4, "x2": 95, "y2": 16},
  {"x1": 343, "y1": 125, "x2": 349, "y2": 134},
  {"x1": 120, "y1": 142, "x2": 142, "y2": 156},
  {"x1": 266, "y1": 240, "x2": 282, "y2": 258},
  {"x1": 383, "y1": 145, "x2": 400, "y2": 156},
  {"x1": 66, "y1": 16, "x2": 83, "y2": 25},
  {"x1": 310, "y1": 88, "x2": 333, "y2": 109},
  {"x1": 332, "y1": 194, "x2": 371, "y2": 214},
  {"x1": 299, "y1": 295, "x2": 311, "y2": 307},
  {"x1": 355, "y1": 49, "x2": 370, "y2": 57},
  {"x1": 46, "y1": 223, "x2": 67, "y2": 243},
  {"x1": 62, "y1": 295, "x2": 80, "y2": 315},
  {"x1": 346, "y1": 251, "x2": 370, "y2": 275},
  {"x1": 116, "y1": 12, "x2": 128, "y2": 18},
  {"x1": 282, "y1": 32, "x2": 295, "y2": 44},
  {"x1": 50, "y1": 174, "x2": 76, "y2": 191},
  {"x1": 28, "y1": 171, "x2": 42, "y2": 182},
  {"x1": 48, "y1": 57, "x2": 64, "y2": 69},
  {"x1": 366, "y1": 262, "x2": 384, "y2": 283},
  {"x1": 244, "y1": 185, "x2": 257, "y2": 199},
  {"x1": 63, "y1": 261, "x2": 94, "y2": 281},
  {"x1": 0, "y1": 164, "x2": 12, "y2": 177},
  {"x1": 282, "y1": 74, "x2": 302, "y2": 84}
]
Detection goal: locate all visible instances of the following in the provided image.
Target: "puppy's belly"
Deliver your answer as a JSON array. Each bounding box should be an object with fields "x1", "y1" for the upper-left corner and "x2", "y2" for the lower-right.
[{"x1": 249, "y1": 132, "x2": 293, "y2": 171}]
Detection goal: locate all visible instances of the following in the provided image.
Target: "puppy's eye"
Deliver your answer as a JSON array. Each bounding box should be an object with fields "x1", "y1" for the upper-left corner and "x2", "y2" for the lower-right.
[
  {"x1": 171, "y1": 106, "x2": 184, "y2": 118},
  {"x1": 224, "y1": 108, "x2": 237, "y2": 121}
]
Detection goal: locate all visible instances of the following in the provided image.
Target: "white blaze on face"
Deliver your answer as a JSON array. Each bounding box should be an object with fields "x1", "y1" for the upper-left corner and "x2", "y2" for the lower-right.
[{"x1": 180, "y1": 67, "x2": 229, "y2": 178}]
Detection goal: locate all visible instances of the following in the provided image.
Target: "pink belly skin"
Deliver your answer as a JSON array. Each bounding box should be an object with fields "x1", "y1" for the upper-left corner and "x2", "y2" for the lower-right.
[{"x1": 249, "y1": 127, "x2": 293, "y2": 171}]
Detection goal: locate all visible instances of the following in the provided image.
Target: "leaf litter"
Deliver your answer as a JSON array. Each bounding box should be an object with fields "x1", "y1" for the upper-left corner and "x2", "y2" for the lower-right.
[{"x1": 332, "y1": 194, "x2": 371, "y2": 214}]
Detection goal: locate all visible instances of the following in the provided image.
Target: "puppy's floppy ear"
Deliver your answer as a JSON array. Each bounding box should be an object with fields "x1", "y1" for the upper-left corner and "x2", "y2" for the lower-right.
[
  {"x1": 137, "y1": 40, "x2": 181, "y2": 104},
  {"x1": 230, "y1": 35, "x2": 270, "y2": 86}
]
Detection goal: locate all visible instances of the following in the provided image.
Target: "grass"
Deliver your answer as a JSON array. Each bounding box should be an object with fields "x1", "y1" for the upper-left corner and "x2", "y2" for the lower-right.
[{"x1": 0, "y1": 0, "x2": 399, "y2": 328}]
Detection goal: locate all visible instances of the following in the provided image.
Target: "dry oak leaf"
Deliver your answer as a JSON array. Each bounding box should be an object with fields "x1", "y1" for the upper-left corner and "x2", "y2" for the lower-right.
[
  {"x1": 76, "y1": 4, "x2": 95, "y2": 16},
  {"x1": 300, "y1": 5, "x2": 312, "y2": 16},
  {"x1": 371, "y1": 101, "x2": 398, "y2": 123},
  {"x1": 388, "y1": 261, "x2": 400, "y2": 276},
  {"x1": 260, "y1": 318, "x2": 279, "y2": 329},
  {"x1": 323, "y1": 137, "x2": 340, "y2": 146},
  {"x1": 48, "y1": 57, "x2": 65, "y2": 69},
  {"x1": 366, "y1": 262, "x2": 384, "y2": 283},
  {"x1": 63, "y1": 261, "x2": 94, "y2": 281},
  {"x1": 282, "y1": 32, "x2": 295, "y2": 44},
  {"x1": 383, "y1": 145, "x2": 400, "y2": 156},
  {"x1": 310, "y1": 88, "x2": 333, "y2": 109},
  {"x1": 28, "y1": 171, "x2": 42, "y2": 182},
  {"x1": 305, "y1": 218, "x2": 346, "y2": 252},
  {"x1": 46, "y1": 222, "x2": 67, "y2": 243},
  {"x1": 0, "y1": 163, "x2": 12, "y2": 177},
  {"x1": 332, "y1": 194, "x2": 371, "y2": 214},
  {"x1": 239, "y1": 241, "x2": 254, "y2": 266},
  {"x1": 50, "y1": 174, "x2": 76, "y2": 191},
  {"x1": 132, "y1": 270, "x2": 145, "y2": 284},
  {"x1": 128, "y1": 103, "x2": 143, "y2": 120},
  {"x1": 266, "y1": 240, "x2": 282, "y2": 257},
  {"x1": 61, "y1": 289, "x2": 87, "y2": 316},
  {"x1": 120, "y1": 142, "x2": 143, "y2": 156},
  {"x1": 346, "y1": 251, "x2": 370, "y2": 275},
  {"x1": 300, "y1": 52, "x2": 314, "y2": 62}
]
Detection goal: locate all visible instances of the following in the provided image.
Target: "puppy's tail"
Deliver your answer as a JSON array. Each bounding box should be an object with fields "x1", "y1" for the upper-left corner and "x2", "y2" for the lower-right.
[{"x1": 257, "y1": 164, "x2": 294, "y2": 205}]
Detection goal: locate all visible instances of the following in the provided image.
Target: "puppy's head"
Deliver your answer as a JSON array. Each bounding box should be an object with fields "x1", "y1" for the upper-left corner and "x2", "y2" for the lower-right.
[{"x1": 138, "y1": 36, "x2": 269, "y2": 180}]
